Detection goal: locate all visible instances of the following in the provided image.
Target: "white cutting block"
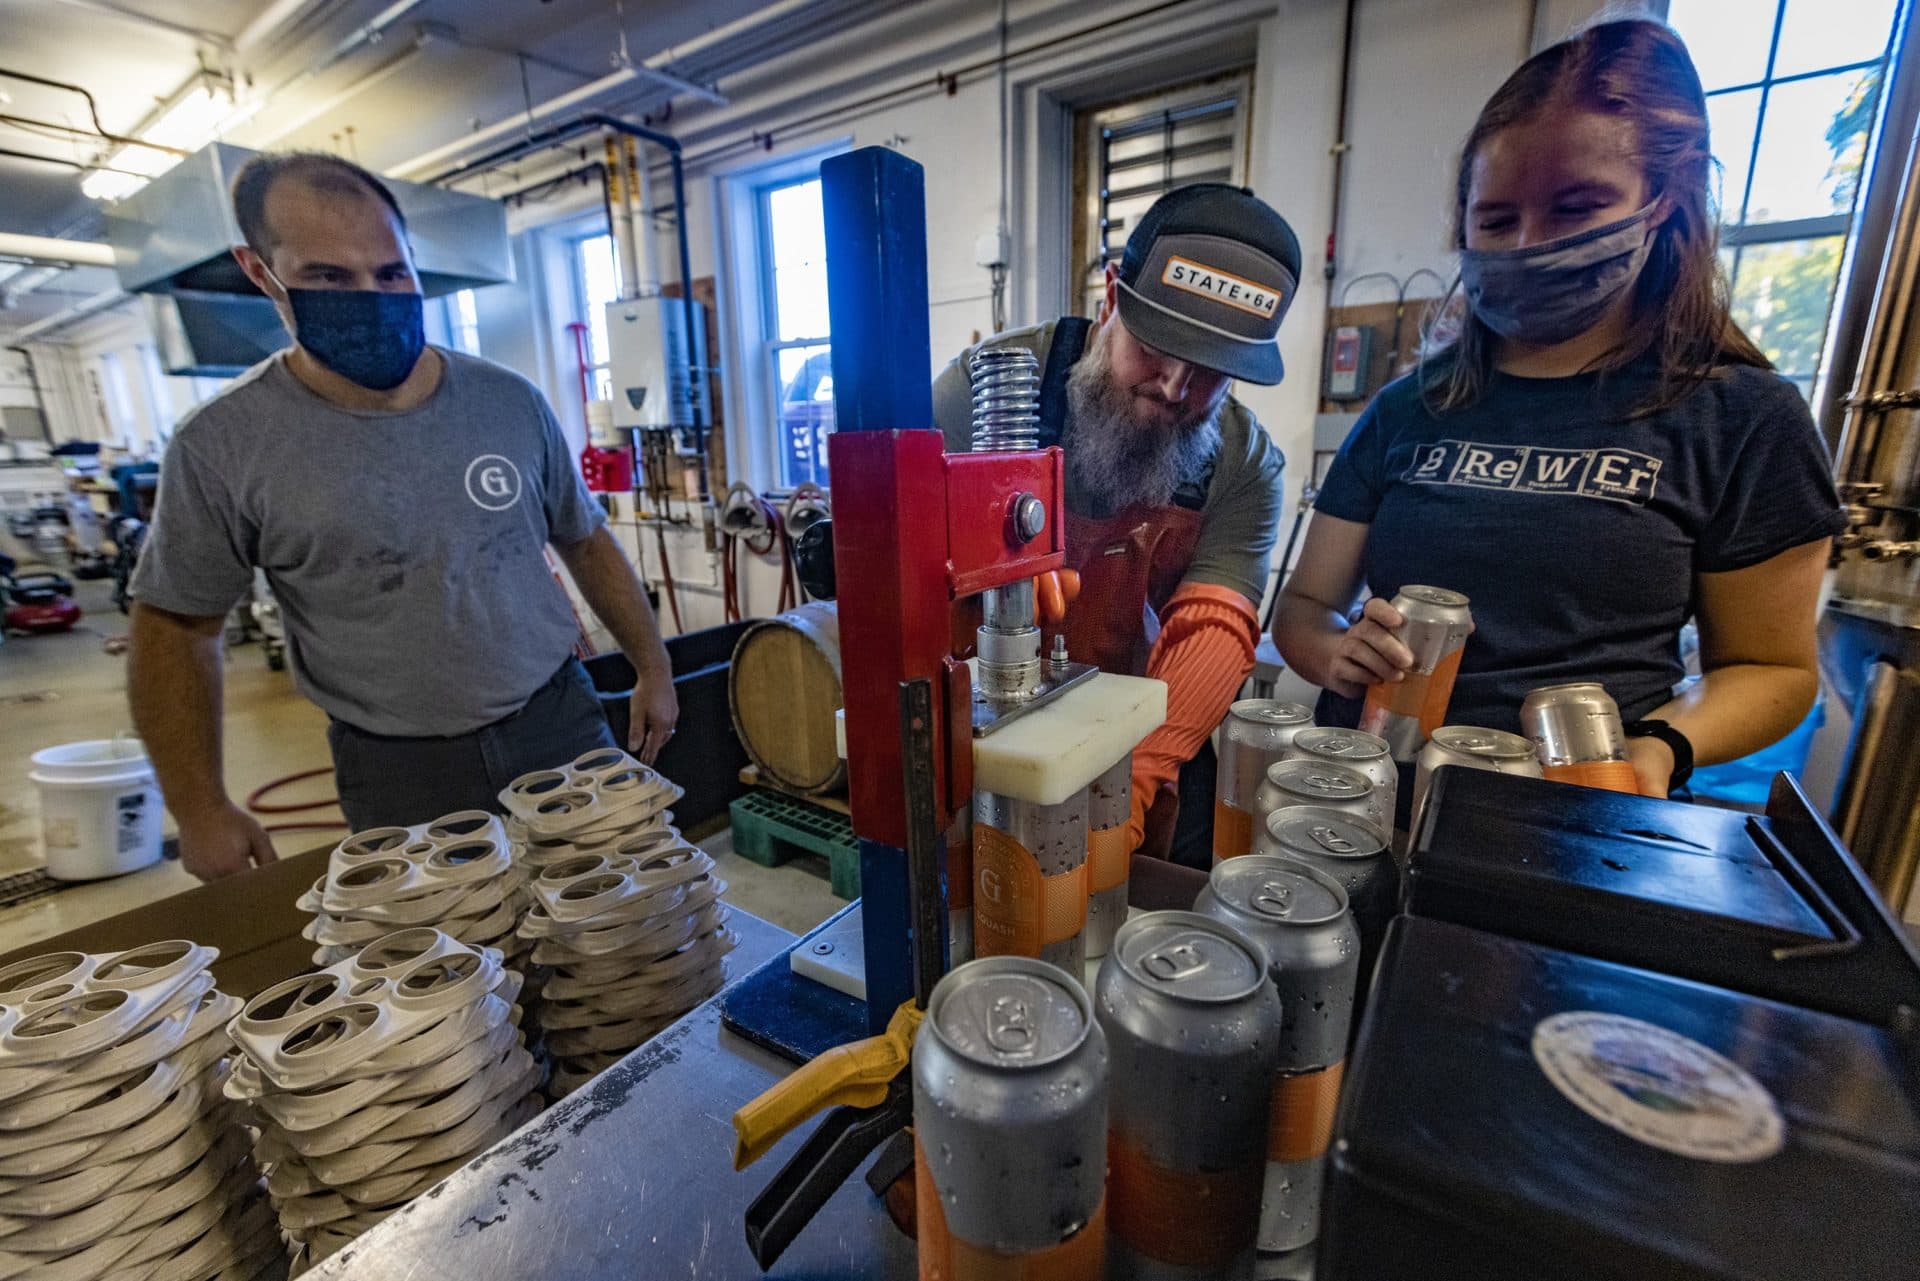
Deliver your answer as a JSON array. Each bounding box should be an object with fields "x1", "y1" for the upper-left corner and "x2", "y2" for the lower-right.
[{"x1": 972, "y1": 668, "x2": 1167, "y2": 806}]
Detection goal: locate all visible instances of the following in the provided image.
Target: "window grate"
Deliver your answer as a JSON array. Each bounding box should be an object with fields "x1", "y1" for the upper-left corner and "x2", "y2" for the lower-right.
[{"x1": 1075, "y1": 72, "x2": 1252, "y2": 318}]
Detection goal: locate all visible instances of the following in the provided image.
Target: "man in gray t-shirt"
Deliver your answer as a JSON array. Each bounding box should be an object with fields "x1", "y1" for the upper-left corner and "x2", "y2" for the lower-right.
[{"x1": 129, "y1": 152, "x2": 676, "y2": 880}]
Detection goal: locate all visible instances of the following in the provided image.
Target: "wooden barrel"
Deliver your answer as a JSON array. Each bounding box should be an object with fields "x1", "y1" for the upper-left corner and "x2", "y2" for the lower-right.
[{"x1": 729, "y1": 601, "x2": 846, "y2": 795}]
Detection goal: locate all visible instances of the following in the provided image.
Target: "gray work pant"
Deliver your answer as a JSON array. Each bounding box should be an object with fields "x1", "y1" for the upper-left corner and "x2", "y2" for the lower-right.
[{"x1": 326, "y1": 658, "x2": 616, "y2": 831}]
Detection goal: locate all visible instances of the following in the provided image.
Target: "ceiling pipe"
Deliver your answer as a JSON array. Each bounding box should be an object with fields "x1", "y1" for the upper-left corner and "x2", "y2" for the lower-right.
[
  {"x1": 43, "y1": 0, "x2": 233, "y2": 49},
  {"x1": 385, "y1": 0, "x2": 821, "y2": 180},
  {"x1": 0, "y1": 233, "x2": 116, "y2": 270},
  {"x1": 7, "y1": 289, "x2": 130, "y2": 345},
  {"x1": 234, "y1": 0, "x2": 324, "y2": 55}
]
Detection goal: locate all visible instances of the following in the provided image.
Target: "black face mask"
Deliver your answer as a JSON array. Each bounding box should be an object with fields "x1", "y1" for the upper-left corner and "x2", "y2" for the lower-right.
[{"x1": 269, "y1": 275, "x2": 426, "y2": 391}]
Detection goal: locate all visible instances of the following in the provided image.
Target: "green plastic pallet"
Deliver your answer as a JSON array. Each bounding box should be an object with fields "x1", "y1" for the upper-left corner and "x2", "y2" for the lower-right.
[{"x1": 728, "y1": 789, "x2": 861, "y2": 900}]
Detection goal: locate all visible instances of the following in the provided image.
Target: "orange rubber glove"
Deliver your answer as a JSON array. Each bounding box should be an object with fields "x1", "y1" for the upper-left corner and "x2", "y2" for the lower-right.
[{"x1": 1126, "y1": 582, "x2": 1261, "y2": 854}]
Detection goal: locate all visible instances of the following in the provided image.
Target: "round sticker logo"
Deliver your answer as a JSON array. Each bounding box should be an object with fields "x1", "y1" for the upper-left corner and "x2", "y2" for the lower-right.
[
  {"x1": 465, "y1": 455, "x2": 522, "y2": 511},
  {"x1": 1532, "y1": 1011, "x2": 1784, "y2": 1163}
]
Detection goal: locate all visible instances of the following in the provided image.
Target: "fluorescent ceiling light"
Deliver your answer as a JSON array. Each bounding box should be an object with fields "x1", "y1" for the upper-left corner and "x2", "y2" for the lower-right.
[{"x1": 81, "y1": 84, "x2": 257, "y2": 202}]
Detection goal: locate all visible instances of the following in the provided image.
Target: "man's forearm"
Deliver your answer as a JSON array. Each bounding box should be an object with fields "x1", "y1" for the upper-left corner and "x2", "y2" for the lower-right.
[
  {"x1": 128, "y1": 603, "x2": 231, "y2": 822},
  {"x1": 560, "y1": 528, "x2": 670, "y2": 675}
]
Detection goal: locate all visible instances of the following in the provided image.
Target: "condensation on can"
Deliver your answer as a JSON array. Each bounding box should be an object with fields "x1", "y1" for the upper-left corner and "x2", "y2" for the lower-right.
[
  {"x1": 1213, "y1": 700, "x2": 1315, "y2": 863},
  {"x1": 1520, "y1": 682, "x2": 1629, "y2": 766},
  {"x1": 1194, "y1": 855, "x2": 1361, "y2": 1254},
  {"x1": 973, "y1": 788, "x2": 1090, "y2": 973},
  {"x1": 1096, "y1": 911, "x2": 1281, "y2": 1280},
  {"x1": 1247, "y1": 761, "x2": 1377, "y2": 848},
  {"x1": 914, "y1": 957, "x2": 1109, "y2": 1279},
  {"x1": 1256, "y1": 805, "x2": 1397, "y2": 987},
  {"x1": 1410, "y1": 725, "x2": 1542, "y2": 838},
  {"x1": 1085, "y1": 755, "x2": 1132, "y2": 960},
  {"x1": 1279, "y1": 728, "x2": 1397, "y2": 832}
]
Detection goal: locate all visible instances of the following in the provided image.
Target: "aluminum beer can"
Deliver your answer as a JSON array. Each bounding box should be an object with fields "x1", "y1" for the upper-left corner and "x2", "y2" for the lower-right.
[
  {"x1": 1097, "y1": 911, "x2": 1282, "y2": 1280},
  {"x1": 1255, "y1": 806, "x2": 1397, "y2": 985},
  {"x1": 1213, "y1": 700, "x2": 1315, "y2": 864},
  {"x1": 1520, "y1": 682, "x2": 1639, "y2": 795},
  {"x1": 1410, "y1": 725, "x2": 1542, "y2": 836},
  {"x1": 1357, "y1": 586, "x2": 1472, "y2": 762},
  {"x1": 1084, "y1": 755, "x2": 1132, "y2": 959},
  {"x1": 914, "y1": 957, "x2": 1109, "y2": 1280},
  {"x1": 1247, "y1": 761, "x2": 1376, "y2": 846},
  {"x1": 973, "y1": 788, "x2": 1090, "y2": 973},
  {"x1": 1194, "y1": 855, "x2": 1359, "y2": 1254},
  {"x1": 1279, "y1": 727, "x2": 1396, "y2": 831}
]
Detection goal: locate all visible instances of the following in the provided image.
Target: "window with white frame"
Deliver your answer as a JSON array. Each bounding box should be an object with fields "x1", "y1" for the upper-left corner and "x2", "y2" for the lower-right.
[
  {"x1": 572, "y1": 233, "x2": 621, "y2": 402},
  {"x1": 445, "y1": 289, "x2": 481, "y2": 356},
  {"x1": 1668, "y1": 0, "x2": 1900, "y2": 403},
  {"x1": 757, "y1": 176, "x2": 833, "y2": 488}
]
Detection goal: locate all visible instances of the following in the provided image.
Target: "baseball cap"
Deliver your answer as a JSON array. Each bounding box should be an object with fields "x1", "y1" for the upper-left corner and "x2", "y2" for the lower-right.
[{"x1": 1114, "y1": 183, "x2": 1302, "y2": 385}]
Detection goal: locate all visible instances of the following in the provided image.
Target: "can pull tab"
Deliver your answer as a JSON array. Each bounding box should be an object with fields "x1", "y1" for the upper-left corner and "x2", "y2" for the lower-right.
[
  {"x1": 1305, "y1": 773, "x2": 1358, "y2": 794},
  {"x1": 986, "y1": 994, "x2": 1038, "y2": 1057},
  {"x1": 1308, "y1": 824, "x2": 1359, "y2": 854},
  {"x1": 1142, "y1": 942, "x2": 1208, "y2": 983},
  {"x1": 1252, "y1": 880, "x2": 1295, "y2": 918}
]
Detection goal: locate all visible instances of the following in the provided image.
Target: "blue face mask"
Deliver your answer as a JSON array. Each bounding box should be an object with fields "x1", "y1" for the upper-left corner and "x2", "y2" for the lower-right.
[
  {"x1": 1458, "y1": 203, "x2": 1659, "y2": 347},
  {"x1": 269, "y1": 274, "x2": 426, "y2": 391}
]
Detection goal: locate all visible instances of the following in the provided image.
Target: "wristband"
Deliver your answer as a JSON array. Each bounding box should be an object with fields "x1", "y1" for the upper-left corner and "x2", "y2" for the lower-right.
[{"x1": 1624, "y1": 719, "x2": 1694, "y2": 793}]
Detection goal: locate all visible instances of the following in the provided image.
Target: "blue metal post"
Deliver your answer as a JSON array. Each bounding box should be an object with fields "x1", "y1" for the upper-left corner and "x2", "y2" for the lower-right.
[
  {"x1": 821, "y1": 146, "x2": 937, "y2": 1032},
  {"x1": 821, "y1": 147, "x2": 933, "y2": 434}
]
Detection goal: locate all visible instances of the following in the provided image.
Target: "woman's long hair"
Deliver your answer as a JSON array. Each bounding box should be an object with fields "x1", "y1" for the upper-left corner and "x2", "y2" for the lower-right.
[{"x1": 1422, "y1": 18, "x2": 1771, "y2": 415}]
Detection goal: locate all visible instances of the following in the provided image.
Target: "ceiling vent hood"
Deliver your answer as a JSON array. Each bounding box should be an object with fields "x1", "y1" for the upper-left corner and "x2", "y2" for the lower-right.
[{"x1": 104, "y1": 142, "x2": 513, "y2": 298}]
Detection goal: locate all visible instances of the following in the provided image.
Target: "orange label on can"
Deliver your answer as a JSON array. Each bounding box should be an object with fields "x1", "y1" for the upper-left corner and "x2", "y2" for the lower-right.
[
  {"x1": 1360, "y1": 646, "x2": 1465, "y2": 739},
  {"x1": 1212, "y1": 800, "x2": 1255, "y2": 862},
  {"x1": 973, "y1": 825, "x2": 1086, "y2": 957},
  {"x1": 1543, "y1": 759, "x2": 1641, "y2": 795},
  {"x1": 1087, "y1": 825, "x2": 1130, "y2": 894},
  {"x1": 916, "y1": 1136, "x2": 1106, "y2": 1281},
  {"x1": 1269, "y1": 1061, "x2": 1345, "y2": 1163},
  {"x1": 1107, "y1": 1132, "x2": 1263, "y2": 1268}
]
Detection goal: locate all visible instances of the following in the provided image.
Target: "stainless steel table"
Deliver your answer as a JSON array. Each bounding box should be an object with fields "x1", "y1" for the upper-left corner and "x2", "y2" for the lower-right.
[
  {"x1": 313, "y1": 908, "x2": 916, "y2": 1280},
  {"x1": 313, "y1": 906, "x2": 1316, "y2": 1280}
]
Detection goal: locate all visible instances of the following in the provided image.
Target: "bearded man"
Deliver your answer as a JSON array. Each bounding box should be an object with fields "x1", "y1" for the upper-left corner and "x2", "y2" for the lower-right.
[{"x1": 932, "y1": 184, "x2": 1298, "y2": 864}]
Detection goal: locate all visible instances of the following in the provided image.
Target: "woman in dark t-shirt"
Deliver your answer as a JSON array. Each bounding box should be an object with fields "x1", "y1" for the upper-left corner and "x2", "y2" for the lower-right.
[{"x1": 1274, "y1": 19, "x2": 1844, "y2": 800}]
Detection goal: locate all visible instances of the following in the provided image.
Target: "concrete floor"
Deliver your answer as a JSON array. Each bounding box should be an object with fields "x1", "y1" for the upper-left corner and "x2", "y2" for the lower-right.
[{"x1": 0, "y1": 577, "x2": 842, "y2": 954}]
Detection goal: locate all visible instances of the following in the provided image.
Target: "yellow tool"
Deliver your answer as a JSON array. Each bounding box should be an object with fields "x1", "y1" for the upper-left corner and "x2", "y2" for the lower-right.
[{"x1": 731, "y1": 1000, "x2": 924, "y2": 1171}]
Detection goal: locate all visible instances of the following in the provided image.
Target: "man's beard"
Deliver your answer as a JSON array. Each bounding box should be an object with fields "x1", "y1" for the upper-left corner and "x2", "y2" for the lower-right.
[{"x1": 1063, "y1": 331, "x2": 1223, "y2": 513}]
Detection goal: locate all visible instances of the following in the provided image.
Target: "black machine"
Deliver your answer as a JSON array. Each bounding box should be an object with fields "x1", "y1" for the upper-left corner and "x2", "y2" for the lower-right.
[{"x1": 1320, "y1": 767, "x2": 1920, "y2": 1280}]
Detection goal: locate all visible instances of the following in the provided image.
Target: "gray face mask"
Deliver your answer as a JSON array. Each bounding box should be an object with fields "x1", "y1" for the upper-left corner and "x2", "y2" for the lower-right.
[{"x1": 1459, "y1": 203, "x2": 1659, "y2": 347}]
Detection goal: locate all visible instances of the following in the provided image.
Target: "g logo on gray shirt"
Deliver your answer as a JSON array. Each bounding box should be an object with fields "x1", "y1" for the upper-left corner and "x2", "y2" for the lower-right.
[{"x1": 465, "y1": 454, "x2": 523, "y2": 511}]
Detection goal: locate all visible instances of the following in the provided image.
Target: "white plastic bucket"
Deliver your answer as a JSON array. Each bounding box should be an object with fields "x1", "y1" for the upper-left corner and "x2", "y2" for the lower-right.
[{"x1": 29, "y1": 735, "x2": 164, "y2": 881}]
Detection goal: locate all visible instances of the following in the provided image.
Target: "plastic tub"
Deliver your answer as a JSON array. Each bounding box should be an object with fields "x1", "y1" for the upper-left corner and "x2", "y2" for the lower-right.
[{"x1": 29, "y1": 736, "x2": 164, "y2": 880}]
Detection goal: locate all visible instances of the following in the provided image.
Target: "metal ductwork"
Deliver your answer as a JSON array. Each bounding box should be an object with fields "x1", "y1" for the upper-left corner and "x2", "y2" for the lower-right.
[
  {"x1": 105, "y1": 142, "x2": 512, "y2": 296},
  {"x1": 100, "y1": 142, "x2": 512, "y2": 374}
]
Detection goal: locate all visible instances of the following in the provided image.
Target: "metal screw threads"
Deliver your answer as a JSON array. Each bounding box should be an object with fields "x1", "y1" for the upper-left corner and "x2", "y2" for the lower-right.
[{"x1": 969, "y1": 347, "x2": 1042, "y2": 452}]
